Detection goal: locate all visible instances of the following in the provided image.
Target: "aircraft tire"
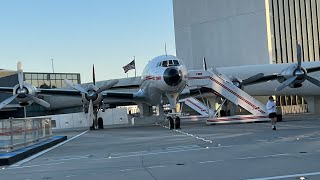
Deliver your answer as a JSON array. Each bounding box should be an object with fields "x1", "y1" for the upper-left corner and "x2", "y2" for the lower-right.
[
  {"x1": 98, "y1": 117, "x2": 104, "y2": 129},
  {"x1": 168, "y1": 117, "x2": 174, "y2": 129},
  {"x1": 175, "y1": 116, "x2": 181, "y2": 129}
]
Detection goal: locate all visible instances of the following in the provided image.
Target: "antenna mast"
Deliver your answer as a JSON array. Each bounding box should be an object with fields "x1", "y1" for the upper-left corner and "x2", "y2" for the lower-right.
[{"x1": 165, "y1": 43, "x2": 167, "y2": 56}]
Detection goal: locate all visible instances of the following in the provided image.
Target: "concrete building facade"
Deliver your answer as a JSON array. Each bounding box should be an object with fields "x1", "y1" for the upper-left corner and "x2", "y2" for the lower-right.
[
  {"x1": 173, "y1": 0, "x2": 320, "y2": 67},
  {"x1": 173, "y1": 0, "x2": 320, "y2": 113}
]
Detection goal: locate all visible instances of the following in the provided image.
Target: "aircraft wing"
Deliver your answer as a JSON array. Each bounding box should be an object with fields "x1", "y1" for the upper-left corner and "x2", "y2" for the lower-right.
[
  {"x1": 0, "y1": 86, "x2": 82, "y2": 96},
  {"x1": 179, "y1": 86, "x2": 219, "y2": 100},
  {"x1": 101, "y1": 89, "x2": 145, "y2": 106}
]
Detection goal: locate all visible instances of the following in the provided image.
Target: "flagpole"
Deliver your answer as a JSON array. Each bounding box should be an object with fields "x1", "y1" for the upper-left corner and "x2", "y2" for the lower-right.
[{"x1": 134, "y1": 56, "x2": 136, "y2": 77}]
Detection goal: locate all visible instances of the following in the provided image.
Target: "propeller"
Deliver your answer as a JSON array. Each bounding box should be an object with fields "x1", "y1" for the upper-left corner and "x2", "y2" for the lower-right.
[
  {"x1": 0, "y1": 61, "x2": 51, "y2": 110},
  {"x1": 64, "y1": 64, "x2": 119, "y2": 128},
  {"x1": 87, "y1": 99, "x2": 94, "y2": 127},
  {"x1": 0, "y1": 94, "x2": 18, "y2": 109},
  {"x1": 230, "y1": 73, "x2": 265, "y2": 88},
  {"x1": 241, "y1": 73, "x2": 265, "y2": 86},
  {"x1": 64, "y1": 76, "x2": 119, "y2": 97},
  {"x1": 64, "y1": 79, "x2": 87, "y2": 94},
  {"x1": 93, "y1": 65, "x2": 96, "y2": 86},
  {"x1": 17, "y1": 62, "x2": 24, "y2": 89},
  {"x1": 275, "y1": 43, "x2": 320, "y2": 91},
  {"x1": 275, "y1": 76, "x2": 297, "y2": 91},
  {"x1": 94, "y1": 79, "x2": 119, "y2": 95},
  {"x1": 202, "y1": 57, "x2": 207, "y2": 70},
  {"x1": 27, "y1": 94, "x2": 50, "y2": 108}
]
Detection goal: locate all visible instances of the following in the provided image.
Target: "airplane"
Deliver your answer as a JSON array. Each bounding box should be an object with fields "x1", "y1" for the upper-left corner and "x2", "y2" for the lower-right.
[
  {"x1": 99, "y1": 52, "x2": 320, "y2": 129},
  {"x1": 1, "y1": 50, "x2": 320, "y2": 129}
]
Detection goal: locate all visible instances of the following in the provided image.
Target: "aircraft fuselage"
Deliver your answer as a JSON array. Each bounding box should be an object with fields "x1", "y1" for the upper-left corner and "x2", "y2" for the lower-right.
[{"x1": 139, "y1": 55, "x2": 188, "y2": 106}]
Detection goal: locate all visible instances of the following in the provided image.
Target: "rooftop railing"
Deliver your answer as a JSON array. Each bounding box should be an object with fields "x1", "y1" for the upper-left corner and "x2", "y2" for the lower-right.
[{"x1": 0, "y1": 117, "x2": 52, "y2": 152}]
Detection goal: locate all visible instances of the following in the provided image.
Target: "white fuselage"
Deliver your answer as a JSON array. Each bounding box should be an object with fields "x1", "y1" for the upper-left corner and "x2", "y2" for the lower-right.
[{"x1": 139, "y1": 55, "x2": 188, "y2": 106}]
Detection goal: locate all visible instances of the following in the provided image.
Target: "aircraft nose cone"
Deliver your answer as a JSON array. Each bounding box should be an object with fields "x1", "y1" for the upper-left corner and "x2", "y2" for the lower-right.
[{"x1": 163, "y1": 67, "x2": 183, "y2": 86}]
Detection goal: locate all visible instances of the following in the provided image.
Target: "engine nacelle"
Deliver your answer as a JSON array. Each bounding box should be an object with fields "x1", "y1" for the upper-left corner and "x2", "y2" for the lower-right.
[
  {"x1": 81, "y1": 84, "x2": 103, "y2": 107},
  {"x1": 12, "y1": 83, "x2": 37, "y2": 106}
]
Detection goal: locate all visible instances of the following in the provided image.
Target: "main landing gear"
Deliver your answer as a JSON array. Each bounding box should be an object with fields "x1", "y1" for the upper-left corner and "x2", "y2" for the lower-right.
[{"x1": 168, "y1": 116, "x2": 181, "y2": 129}]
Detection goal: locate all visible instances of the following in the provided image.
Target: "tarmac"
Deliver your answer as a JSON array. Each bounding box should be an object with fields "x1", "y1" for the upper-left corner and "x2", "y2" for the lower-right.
[{"x1": 1, "y1": 114, "x2": 320, "y2": 180}]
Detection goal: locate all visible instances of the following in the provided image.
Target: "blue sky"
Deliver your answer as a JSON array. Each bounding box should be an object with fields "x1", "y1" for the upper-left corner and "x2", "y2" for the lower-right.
[{"x1": 0, "y1": 0, "x2": 176, "y2": 83}]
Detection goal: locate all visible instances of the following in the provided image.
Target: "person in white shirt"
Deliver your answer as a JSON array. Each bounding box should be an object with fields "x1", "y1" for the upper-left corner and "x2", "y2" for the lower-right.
[{"x1": 266, "y1": 96, "x2": 277, "y2": 130}]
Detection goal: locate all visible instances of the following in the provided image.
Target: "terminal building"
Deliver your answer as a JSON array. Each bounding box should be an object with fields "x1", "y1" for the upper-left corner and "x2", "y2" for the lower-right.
[
  {"x1": 172, "y1": 0, "x2": 320, "y2": 114},
  {"x1": 0, "y1": 71, "x2": 81, "y2": 119}
]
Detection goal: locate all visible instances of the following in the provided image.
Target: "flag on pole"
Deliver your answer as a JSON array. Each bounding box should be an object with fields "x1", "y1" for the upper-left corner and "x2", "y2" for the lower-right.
[{"x1": 123, "y1": 60, "x2": 135, "y2": 73}]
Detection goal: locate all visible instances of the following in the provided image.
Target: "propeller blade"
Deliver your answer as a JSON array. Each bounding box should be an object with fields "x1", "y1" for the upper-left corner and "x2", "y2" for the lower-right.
[
  {"x1": 87, "y1": 100, "x2": 94, "y2": 127},
  {"x1": 27, "y1": 95, "x2": 50, "y2": 108},
  {"x1": 64, "y1": 79, "x2": 87, "y2": 94},
  {"x1": 0, "y1": 94, "x2": 18, "y2": 110},
  {"x1": 241, "y1": 73, "x2": 264, "y2": 86},
  {"x1": 17, "y1": 61, "x2": 24, "y2": 89},
  {"x1": 202, "y1": 57, "x2": 207, "y2": 70},
  {"x1": 296, "y1": 43, "x2": 302, "y2": 67},
  {"x1": 93, "y1": 64, "x2": 96, "y2": 86},
  {"x1": 305, "y1": 75, "x2": 320, "y2": 87},
  {"x1": 275, "y1": 76, "x2": 297, "y2": 91},
  {"x1": 95, "y1": 79, "x2": 119, "y2": 95}
]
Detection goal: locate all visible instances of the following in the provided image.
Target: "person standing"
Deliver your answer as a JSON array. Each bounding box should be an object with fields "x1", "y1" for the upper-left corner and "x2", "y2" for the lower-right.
[{"x1": 266, "y1": 96, "x2": 277, "y2": 130}]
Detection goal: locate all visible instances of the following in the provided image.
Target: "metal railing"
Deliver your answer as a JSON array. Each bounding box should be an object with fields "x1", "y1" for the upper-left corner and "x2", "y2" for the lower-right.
[
  {"x1": 0, "y1": 117, "x2": 52, "y2": 152},
  {"x1": 280, "y1": 104, "x2": 308, "y2": 115}
]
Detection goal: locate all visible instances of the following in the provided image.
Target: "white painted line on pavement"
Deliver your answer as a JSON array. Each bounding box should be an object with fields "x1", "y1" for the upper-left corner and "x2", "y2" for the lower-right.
[
  {"x1": 236, "y1": 153, "x2": 289, "y2": 160},
  {"x1": 197, "y1": 160, "x2": 224, "y2": 164},
  {"x1": 9, "y1": 130, "x2": 89, "y2": 168},
  {"x1": 91, "y1": 147, "x2": 208, "y2": 161},
  {"x1": 147, "y1": 165, "x2": 166, "y2": 169},
  {"x1": 7, "y1": 162, "x2": 66, "y2": 170},
  {"x1": 246, "y1": 171, "x2": 320, "y2": 180}
]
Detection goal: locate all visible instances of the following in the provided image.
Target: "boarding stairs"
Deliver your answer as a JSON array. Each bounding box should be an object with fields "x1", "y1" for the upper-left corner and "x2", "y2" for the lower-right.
[
  {"x1": 187, "y1": 69, "x2": 269, "y2": 124},
  {"x1": 179, "y1": 97, "x2": 215, "y2": 116}
]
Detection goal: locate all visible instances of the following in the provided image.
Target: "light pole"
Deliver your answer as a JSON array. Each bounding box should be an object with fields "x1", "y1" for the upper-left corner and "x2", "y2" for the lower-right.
[{"x1": 51, "y1": 59, "x2": 55, "y2": 73}]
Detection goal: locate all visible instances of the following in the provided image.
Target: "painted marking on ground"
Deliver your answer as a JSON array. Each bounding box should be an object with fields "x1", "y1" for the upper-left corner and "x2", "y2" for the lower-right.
[
  {"x1": 246, "y1": 171, "x2": 320, "y2": 180},
  {"x1": 156, "y1": 123, "x2": 213, "y2": 144},
  {"x1": 9, "y1": 130, "x2": 89, "y2": 168},
  {"x1": 236, "y1": 153, "x2": 289, "y2": 160}
]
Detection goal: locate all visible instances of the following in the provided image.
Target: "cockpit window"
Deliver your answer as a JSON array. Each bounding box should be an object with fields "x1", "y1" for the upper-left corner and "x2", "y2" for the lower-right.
[
  {"x1": 162, "y1": 61, "x2": 168, "y2": 67},
  {"x1": 173, "y1": 60, "x2": 179, "y2": 66},
  {"x1": 161, "y1": 60, "x2": 180, "y2": 67}
]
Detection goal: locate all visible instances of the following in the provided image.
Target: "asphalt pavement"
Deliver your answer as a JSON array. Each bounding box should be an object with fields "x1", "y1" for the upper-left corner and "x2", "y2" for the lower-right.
[{"x1": 1, "y1": 115, "x2": 320, "y2": 180}]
